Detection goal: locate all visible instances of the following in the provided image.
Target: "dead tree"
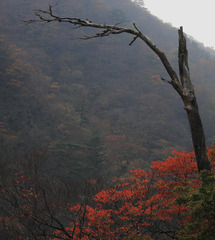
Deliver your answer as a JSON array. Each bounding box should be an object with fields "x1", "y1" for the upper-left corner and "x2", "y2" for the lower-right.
[{"x1": 27, "y1": 5, "x2": 211, "y2": 172}]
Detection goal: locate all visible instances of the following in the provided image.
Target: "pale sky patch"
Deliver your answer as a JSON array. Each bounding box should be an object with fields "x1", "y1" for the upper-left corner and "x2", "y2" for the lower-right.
[{"x1": 134, "y1": 0, "x2": 215, "y2": 48}]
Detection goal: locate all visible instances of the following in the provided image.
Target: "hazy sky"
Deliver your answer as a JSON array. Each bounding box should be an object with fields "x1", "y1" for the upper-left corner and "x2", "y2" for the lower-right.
[{"x1": 140, "y1": 0, "x2": 215, "y2": 49}]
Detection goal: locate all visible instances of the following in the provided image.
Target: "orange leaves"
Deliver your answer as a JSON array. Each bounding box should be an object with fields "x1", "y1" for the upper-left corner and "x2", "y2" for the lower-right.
[
  {"x1": 87, "y1": 207, "x2": 114, "y2": 227},
  {"x1": 6, "y1": 149, "x2": 210, "y2": 239},
  {"x1": 62, "y1": 204, "x2": 115, "y2": 239},
  {"x1": 94, "y1": 189, "x2": 116, "y2": 203},
  {"x1": 82, "y1": 150, "x2": 203, "y2": 238},
  {"x1": 105, "y1": 134, "x2": 126, "y2": 142},
  {"x1": 22, "y1": 188, "x2": 36, "y2": 198},
  {"x1": 208, "y1": 145, "x2": 215, "y2": 171},
  {"x1": 131, "y1": 168, "x2": 148, "y2": 178},
  {"x1": 150, "y1": 74, "x2": 165, "y2": 85},
  {"x1": 46, "y1": 82, "x2": 59, "y2": 99},
  {"x1": 50, "y1": 82, "x2": 60, "y2": 91},
  {"x1": 46, "y1": 93, "x2": 56, "y2": 99},
  {"x1": 11, "y1": 173, "x2": 38, "y2": 201},
  {"x1": 151, "y1": 151, "x2": 198, "y2": 180},
  {"x1": 0, "y1": 122, "x2": 18, "y2": 139},
  {"x1": 8, "y1": 79, "x2": 24, "y2": 87},
  {"x1": 6, "y1": 135, "x2": 18, "y2": 139}
]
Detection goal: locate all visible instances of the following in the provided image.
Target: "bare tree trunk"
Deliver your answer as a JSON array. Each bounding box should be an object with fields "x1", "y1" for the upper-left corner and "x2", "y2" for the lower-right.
[
  {"x1": 138, "y1": 26, "x2": 211, "y2": 172},
  {"x1": 177, "y1": 27, "x2": 211, "y2": 171},
  {"x1": 148, "y1": 26, "x2": 211, "y2": 172},
  {"x1": 184, "y1": 98, "x2": 210, "y2": 171},
  {"x1": 28, "y1": 8, "x2": 211, "y2": 171}
]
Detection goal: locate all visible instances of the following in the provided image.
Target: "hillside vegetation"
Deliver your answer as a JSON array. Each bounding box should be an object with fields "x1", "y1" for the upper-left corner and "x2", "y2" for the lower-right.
[{"x1": 1, "y1": 0, "x2": 215, "y2": 179}]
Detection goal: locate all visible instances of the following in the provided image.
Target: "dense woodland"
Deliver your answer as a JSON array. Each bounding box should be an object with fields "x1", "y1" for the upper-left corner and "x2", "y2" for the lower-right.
[
  {"x1": 0, "y1": 0, "x2": 215, "y2": 238},
  {"x1": 1, "y1": 0, "x2": 215, "y2": 178}
]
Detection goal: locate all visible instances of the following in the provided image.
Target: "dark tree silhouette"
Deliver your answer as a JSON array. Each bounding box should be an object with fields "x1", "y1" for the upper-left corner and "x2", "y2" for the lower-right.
[{"x1": 27, "y1": 5, "x2": 211, "y2": 172}]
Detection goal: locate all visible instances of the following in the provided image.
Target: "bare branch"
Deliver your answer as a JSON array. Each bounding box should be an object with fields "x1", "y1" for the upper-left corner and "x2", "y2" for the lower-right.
[
  {"x1": 26, "y1": 5, "x2": 180, "y2": 87},
  {"x1": 161, "y1": 77, "x2": 171, "y2": 84},
  {"x1": 133, "y1": 22, "x2": 142, "y2": 34},
  {"x1": 129, "y1": 35, "x2": 138, "y2": 45},
  {"x1": 178, "y1": 26, "x2": 193, "y2": 90},
  {"x1": 27, "y1": 5, "x2": 211, "y2": 171}
]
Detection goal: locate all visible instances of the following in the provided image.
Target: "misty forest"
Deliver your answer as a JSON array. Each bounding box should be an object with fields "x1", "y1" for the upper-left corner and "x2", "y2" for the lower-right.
[{"x1": 0, "y1": 0, "x2": 215, "y2": 239}]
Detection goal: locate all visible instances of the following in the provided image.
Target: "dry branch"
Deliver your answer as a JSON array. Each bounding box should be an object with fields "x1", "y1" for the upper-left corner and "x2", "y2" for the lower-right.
[{"x1": 27, "y1": 5, "x2": 211, "y2": 171}]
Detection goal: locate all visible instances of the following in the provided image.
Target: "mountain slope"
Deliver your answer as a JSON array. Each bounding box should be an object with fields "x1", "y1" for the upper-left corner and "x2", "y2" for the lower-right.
[{"x1": 1, "y1": 0, "x2": 215, "y2": 179}]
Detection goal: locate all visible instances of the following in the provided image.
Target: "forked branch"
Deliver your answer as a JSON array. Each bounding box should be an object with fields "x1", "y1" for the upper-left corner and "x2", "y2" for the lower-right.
[
  {"x1": 27, "y1": 5, "x2": 211, "y2": 171},
  {"x1": 26, "y1": 5, "x2": 181, "y2": 89}
]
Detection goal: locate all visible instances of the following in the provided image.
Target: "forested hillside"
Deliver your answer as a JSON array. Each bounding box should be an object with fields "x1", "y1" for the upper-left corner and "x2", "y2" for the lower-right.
[{"x1": 1, "y1": 0, "x2": 215, "y2": 179}]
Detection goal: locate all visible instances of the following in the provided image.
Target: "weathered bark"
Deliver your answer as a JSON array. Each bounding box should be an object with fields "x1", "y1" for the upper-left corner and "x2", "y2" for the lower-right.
[
  {"x1": 138, "y1": 26, "x2": 211, "y2": 171},
  {"x1": 177, "y1": 27, "x2": 211, "y2": 171},
  {"x1": 29, "y1": 8, "x2": 211, "y2": 171},
  {"x1": 184, "y1": 97, "x2": 211, "y2": 171}
]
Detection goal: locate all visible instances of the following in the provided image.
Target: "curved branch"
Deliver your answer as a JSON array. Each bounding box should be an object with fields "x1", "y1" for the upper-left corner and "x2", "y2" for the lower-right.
[
  {"x1": 26, "y1": 5, "x2": 181, "y2": 89},
  {"x1": 27, "y1": 5, "x2": 211, "y2": 171}
]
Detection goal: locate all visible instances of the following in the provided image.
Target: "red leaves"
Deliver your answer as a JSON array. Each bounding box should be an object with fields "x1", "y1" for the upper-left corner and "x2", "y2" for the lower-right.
[
  {"x1": 151, "y1": 151, "x2": 197, "y2": 177},
  {"x1": 83, "y1": 151, "x2": 201, "y2": 238},
  {"x1": 5, "y1": 149, "x2": 213, "y2": 239},
  {"x1": 208, "y1": 145, "x2": 215, "y2": 171},
  {"x1": 51, "y1": 150, "x2": 201, "y2": 239}
]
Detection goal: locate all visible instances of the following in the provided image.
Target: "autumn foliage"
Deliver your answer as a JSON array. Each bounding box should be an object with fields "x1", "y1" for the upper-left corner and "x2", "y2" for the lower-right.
[
  {"x1": 52, "y1": 151, "x2": 199, "y2": 239},
  {"x1": 1, "y1": 149, "x2": 215, "y2": 239}
]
